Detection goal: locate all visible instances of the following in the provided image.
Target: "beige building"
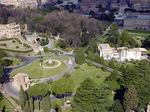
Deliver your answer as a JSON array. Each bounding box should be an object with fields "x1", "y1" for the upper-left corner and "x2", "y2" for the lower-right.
[
  {"x1": 0, "y1": 22, "x2": 21, "y2": 38},
  {"x1": 0, "y1": 0, "x2": 19, "y2": 7},
  {"x1": 12, "y1": 73, "x2": 31, "y2": 90},
  {"x1": 98, "y1": 44, "x2": 148, "y2": 61},
  {"x1": 124, "y1": 15, "x2": 150, "y2": 31},
  {"x1": 0, "y1": 0, "x2": 38, "y2": 9},
  {"x1": 19, "y1": 0, "x2": 38, "y2": 9}
]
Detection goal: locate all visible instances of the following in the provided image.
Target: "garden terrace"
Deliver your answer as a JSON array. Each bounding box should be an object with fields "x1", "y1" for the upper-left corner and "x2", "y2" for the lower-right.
[
  {"x1": 0, "y1": 96, "x2": 14, "y2": 110},
  {"x1": 0, "y1": 38, "x2": 33, "y2": 53}
]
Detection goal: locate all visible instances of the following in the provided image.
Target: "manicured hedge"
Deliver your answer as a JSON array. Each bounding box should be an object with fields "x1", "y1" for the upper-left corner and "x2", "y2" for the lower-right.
[
  {"x1": 0, "y1": 38, "x2": 33, "y2": 53},
  {"x1": 0, "y1": 38, "x2": 15, "y2": 41},
  {"x1": 0, "y1": 47, "x2": 33, "y2": 53}
]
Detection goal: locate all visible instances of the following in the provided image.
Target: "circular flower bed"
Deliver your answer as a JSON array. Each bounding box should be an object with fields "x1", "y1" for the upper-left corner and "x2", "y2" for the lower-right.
[{"x1": 42, "y1": 59, "x2": 61, "y2": 69}]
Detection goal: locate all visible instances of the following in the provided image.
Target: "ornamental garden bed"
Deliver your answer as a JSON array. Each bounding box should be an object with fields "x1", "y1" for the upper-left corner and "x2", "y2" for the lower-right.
[{"x1": 0, "y1": 38, "x2": 33, "y2": 53}]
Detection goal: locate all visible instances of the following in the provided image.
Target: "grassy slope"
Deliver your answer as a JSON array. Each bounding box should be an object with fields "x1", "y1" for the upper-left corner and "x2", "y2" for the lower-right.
[
  {"x1": 127, "y1": 30, "x2": 150, "y2": 37},
  {"x1": 70, "y1": 64, "x2": 110, "y2": 91},
  {"x1": 0, "y1": 97, "x2": 14, "y2": 109}
]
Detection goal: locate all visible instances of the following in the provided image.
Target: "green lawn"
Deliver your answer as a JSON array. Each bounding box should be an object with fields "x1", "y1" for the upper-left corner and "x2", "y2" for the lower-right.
[
  {"x1": 127, "y1": 30, "x2": 150, "y2": 37},
  {"x1": 0, "y1": 97, "x2": 14, "y2": 110},
  {"x1": 70, "y1": 64, "x2": 110, "y2": 91},
  {"x1": 11, "y1": 56, "x2": 68, "y2": 79},
  {"x1": 12, "y1": 58, "x2": 22, "y2": 66},
  {"x1": 126, "y1": 30, "x2": 150, "y2": 47},
  {"x1": 0, "y1": 38, "x2": 32, "y2": 52}
]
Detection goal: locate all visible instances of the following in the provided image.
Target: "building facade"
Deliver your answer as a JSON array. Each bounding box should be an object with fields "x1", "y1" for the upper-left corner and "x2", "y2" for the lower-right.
[
  {"x1": 0, "y1": 0, "x2": 19, "y2": 6},
  {"x1": 12, "y1": 73, "x2": 31, "y2": 90},
  {"x1": 0, "y1": 0, "x2": 38, "y2": 9},
  {"x1": 19, "y1": 0, "x2": 38, "y2": 9},
  {"x1": 0, "y1": 22, "x2": 21, "y2": 39},
  {"x1": 98, "y1": 44, "x2": 147, "y2": 61},
  {"x1": 124, "y1": 15, "x2": 150, "y2": 31}
]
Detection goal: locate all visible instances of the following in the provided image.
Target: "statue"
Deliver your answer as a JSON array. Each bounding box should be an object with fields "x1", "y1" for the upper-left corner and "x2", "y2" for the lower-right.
[
  {"x1": 68, "y1": 58, "x2": 73, "y2": 65},
  {"x1": 147, "y1": 104, "x2": 150, "y2": 112},
  {"x1": 48, "y1": 58, "x2": 52, "y2": 64}
]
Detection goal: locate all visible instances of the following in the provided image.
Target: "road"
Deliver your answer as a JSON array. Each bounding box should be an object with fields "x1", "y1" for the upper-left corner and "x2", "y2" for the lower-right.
[{"x1": 86, "y1": 59, "x2": 122, "y2": 75}]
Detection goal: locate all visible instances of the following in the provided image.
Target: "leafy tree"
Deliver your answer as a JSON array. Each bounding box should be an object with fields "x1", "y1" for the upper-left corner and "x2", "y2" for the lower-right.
[
  {"x1": 123, "y1": 85, "x2": 138, "y2": 111},
  {"x1": 111, "y1": 100, "x2": 124, "y2": 112},
  {"x1": 55, "y1": 104, "x2": 61, "y2": 112},
  {"x1": 120, "y1": 31, "x2": 131, "y2": 47},
  {"x1": 135, "y1": 60, "x2": 150, "y2": 108},
  {"x1": 44, "y1": 47, "x2": 49, "y2": 53},
  {"x1": 28, "y1": 83, "x2": 49, "y2": 97},
  {"x1": 142, "y1": 36, "x2": 150, "y2": 48},
  {"x1": 109, "y1": 58, "x2": 116, "y2": 69},
  {"x1": 51, "y1": 78, "x2": 74, "y2": 95},
  {"x1": 53, "y1": 99, "x2": 63, "y2": 112},
  {"x1": 0, "y1": 67, "x2": 3, "y2": 79},
  {"x1": 86, "y1": 38, "x2": 98, "y2": 52},
  {"x1": 40, "y1": 38, "x2": 49, "y2": 46},
  {"x1": 105, "y1": 70, "x2": 120, "y2": 90},
  {"x1": 96, "y1": 56, "x2": 105, "y2": 65},
  {"x1": 86, "y1": 50, "x2": 95, "y2": 60},
  {"x1": 73, "y1": 78, "x2": 96, "y2": 112},
  {"x1": 107, "y1": 24, "x2": 121, "y2": 47},
  {"x1": 57, "y1": 40, "x2": 66, "y2": 49},
  {"x1": 106, "y1": 70, "x2": 119, "y2": 82},
  {"x1": 121, "y1": 60, "x2": 150, "y2": 109},
  {"x1": 0, "y1": 59, "x2": 13, "y2": 67},
  {"x1": 0, "y1": 50, "x2": 7, "y2": 59},
  {"x1": 75, "y1": 47, "x2": 85, "y2": 65}
]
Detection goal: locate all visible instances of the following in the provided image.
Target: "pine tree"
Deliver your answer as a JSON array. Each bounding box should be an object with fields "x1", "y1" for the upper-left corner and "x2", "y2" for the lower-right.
[
  {"x1": 112, "y1": 100, "x2": 124, "y2": 112},
  {"x1": 24, "y1": 101, "x2": 30, "y2": 112},
  {"x1": 20, "y1": 86, "x2": 29, "y2": 109},
  {"x1": 73, "y1": 78, "x2": 96, "y2": 112},
  {"x1": 109, "y1": 58, "x2": 116, "y2": 69},
  {"x1": 93, "y1": 85, "x2": 112, "y2": 112},
  {"x1": 123, "y1": 85, "x2": 138, "y2": 112},
  {"x1": 41, "y1": 95, "x2": 51, "y2": 112},
  {"x1": 29, "y1": 97, "x2": 34, "y2": 112}
]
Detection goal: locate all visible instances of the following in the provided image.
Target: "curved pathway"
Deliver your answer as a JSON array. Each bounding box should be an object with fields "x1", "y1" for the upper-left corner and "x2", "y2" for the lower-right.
[{"x1": 3, "y1": 50, "x2": 76, "y2": 98}]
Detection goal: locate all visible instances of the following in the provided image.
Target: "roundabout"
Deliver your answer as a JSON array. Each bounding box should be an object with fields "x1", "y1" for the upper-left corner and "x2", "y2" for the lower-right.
[{"x1": 42, "y1": 59, "x2": 61, "y2": 69}]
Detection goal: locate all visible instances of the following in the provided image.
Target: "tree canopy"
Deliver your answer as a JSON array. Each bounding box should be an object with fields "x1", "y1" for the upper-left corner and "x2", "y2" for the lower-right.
[
  {"x1": 121, "y1": 60, "x2": 150, "y2": 109},
  {"x1": 51, "y1": 77, "x2": 74, "y2": 95},
  {"x1": 123, "y1": 85, "x2": 138, "y2": 112},
  {"x1": 28, "y1": 83, "x2": 50, "y2": 96},
  {"x1": 73, "y1": 78, "x2": 112, "y2": 112}
]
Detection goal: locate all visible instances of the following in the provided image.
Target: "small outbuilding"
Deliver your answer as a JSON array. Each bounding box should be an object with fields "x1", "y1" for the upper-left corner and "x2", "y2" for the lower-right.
[{"x1": 12, "y1": 73, "x2": 31, "y2": 90}]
